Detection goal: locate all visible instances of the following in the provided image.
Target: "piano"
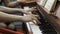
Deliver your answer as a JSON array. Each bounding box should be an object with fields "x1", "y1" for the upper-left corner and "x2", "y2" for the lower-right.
[
  {"x1": 15, "y1": 1, "x2": 58, "y2": 34},
  {"x1": 20, "y1": 0, "x2": 60, "y2": 34}
]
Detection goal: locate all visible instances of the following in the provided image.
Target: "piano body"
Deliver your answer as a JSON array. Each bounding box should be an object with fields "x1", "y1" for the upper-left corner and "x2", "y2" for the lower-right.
[{"x1": 19, "y1": 0, "x2": 60, "y2": 34}]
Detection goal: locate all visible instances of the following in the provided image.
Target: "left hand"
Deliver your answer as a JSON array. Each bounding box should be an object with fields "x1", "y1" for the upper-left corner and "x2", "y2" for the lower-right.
[{"x1": 23, "y1": 7, "x2": 37, "y2": 14}]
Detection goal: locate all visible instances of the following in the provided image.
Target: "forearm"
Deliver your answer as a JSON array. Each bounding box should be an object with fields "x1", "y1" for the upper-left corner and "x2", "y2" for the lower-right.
[
  {"x1": 5, "y1": 0, "x2": 23, "y2": 7},
  {"x1": 0, "y1": 12, "x2": 23, "y2": 22},
  {"x1": 7, "y1": 1, "x2": 20, "y2": 7},
  {"x1": 4, "y1": 0, "x2": 20, "y2": 7},
  {"x1": 0, "y1": 6, "x2": 24, "y2": 14}
]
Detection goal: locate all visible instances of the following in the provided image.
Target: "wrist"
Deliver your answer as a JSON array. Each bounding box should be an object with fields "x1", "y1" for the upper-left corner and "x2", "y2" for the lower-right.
[
  {"x1": 16, "y1": 16, "x2": 24, "y2": 22},
  {"x1": 18, "y1": 9, "x2": 26, "y2": 14},
  {"x1": 17, "y1": 16, "x2": 29, "y2": 22}
]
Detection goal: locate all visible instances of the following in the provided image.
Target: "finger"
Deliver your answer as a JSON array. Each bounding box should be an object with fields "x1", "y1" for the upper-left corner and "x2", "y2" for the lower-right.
[
  {"x1": 31, "y1": 7, "x2": 37, "y2": 9},
  {"x1": 25, "y1": 12, "x2": 32, "y2": 15},
  {"x1": 33, "y1": 18, "x2": 41, "y2": 25},
  {"x1": 27, "y1": 14, "x2": 40, "y2": 19},
  {"x1": 32, "y1": 15, "x2": 40, "y2": 19},
  {"x1": 31, "y1": 9, "x2": 37, "y2": 12},
  {"x1": 27, "y1": 13, "x2": 40, "y2": 19},
  {"x1": 24, "y1": 12, "x2": 31, "y2": 15},
  {"x1": 31, "y1": 20, "x2": 37, "y2": 25},
  {"x1": 31, "y1": 7, "x2": 37, "y2": 11},
  {"x1": 31, "y1": 10, "x2": 36, "y2": 13},
  {"x1": 28, "y1": 8, "x2": 36, "y2": 12}
]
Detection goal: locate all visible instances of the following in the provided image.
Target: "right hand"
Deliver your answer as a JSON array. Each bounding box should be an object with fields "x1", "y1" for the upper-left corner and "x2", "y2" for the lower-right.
[{"x1": 21, "y1": 14, "x2": 40, "y2": 24}]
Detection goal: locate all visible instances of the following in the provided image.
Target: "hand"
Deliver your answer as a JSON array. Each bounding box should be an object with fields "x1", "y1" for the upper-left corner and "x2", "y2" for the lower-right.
[
  {"x1": 22, "y1": 14, "x2": 40, "y2": 24},
  {"x1": 17, "y1": 7, "x2": 37, "y2": 14},
  {"x1": 24, "y1": 7, "x2": 37, "y2": 14}
]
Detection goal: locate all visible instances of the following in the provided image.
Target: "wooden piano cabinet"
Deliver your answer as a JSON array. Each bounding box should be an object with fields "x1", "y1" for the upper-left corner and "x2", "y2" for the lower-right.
[
  {"x1": 36, "y1": 4, "x2": 60, "y2": 34},
  {"x1": 20, "y1": 2, "x2": 57, "y2": 34}
]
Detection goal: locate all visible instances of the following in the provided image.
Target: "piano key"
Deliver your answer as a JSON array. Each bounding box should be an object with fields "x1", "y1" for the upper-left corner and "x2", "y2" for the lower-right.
[{"x1": 30, "y1": 25, "x2": 42, "y2": 34}]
